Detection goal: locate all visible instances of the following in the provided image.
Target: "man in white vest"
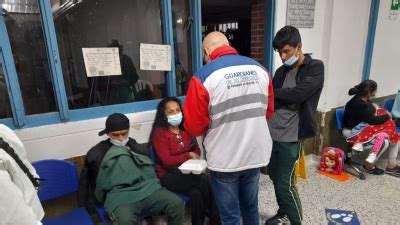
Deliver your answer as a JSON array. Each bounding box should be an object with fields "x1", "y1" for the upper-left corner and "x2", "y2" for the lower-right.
[{"x1": 183, "y1": 31, "x2": 274, "y2": 225}]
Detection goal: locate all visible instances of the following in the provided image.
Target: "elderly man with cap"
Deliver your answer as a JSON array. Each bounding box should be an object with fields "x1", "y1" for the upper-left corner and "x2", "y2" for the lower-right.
[{"x1": 77, "y1": 113, "x2": 184, "y2": 225}]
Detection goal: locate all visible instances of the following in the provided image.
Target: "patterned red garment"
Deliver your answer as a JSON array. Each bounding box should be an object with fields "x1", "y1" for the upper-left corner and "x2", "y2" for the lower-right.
[
  {"x1": 347, "y1": 109, "x2": 400, "y2": 145},
  {"x1": 152, "y1": 128, "x2": 200, "y2": 177}
]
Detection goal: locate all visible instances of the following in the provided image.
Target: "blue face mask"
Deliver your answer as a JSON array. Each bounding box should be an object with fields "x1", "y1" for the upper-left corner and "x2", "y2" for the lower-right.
[
  {"x1": 284, "y1": 49, "x2": 299, "y2": 67},
  {"x1": 110, "y1": 139, "x2": 129, "y2": 147},
  {"x1": 167, "y1": 112, "x2": 183, "y2": 126}
]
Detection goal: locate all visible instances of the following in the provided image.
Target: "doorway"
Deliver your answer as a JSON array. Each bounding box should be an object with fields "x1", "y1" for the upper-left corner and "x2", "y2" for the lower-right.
[{"x1": 202, "y1": 0, "x2": 253, "y2": 57}]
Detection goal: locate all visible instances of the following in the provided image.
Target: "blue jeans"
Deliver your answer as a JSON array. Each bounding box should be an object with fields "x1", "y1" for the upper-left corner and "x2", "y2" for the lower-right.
[{"x1": 210, "y1": 168, "x2": 260, "y2": 225}]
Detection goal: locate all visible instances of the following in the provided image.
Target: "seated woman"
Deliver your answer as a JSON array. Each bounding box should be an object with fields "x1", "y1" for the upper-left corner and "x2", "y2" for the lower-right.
[
  {"x1": 150, "y1": 97, "x2": 220, "y2": 225},
  {"x1": 0, "y1": 124, "x2": 44, "y2": 224},
  {"x1": 343, "y1": 80, "x2": 400, "y2": 176}
]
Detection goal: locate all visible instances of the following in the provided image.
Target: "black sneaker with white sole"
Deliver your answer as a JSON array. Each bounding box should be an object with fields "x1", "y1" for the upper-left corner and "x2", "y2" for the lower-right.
[
  {"x1": 265, "y1": 214, "x2": 291, "y2": 225},
  {"x1": 362, "y1": 165, "x2": 384, "y2": 175}
]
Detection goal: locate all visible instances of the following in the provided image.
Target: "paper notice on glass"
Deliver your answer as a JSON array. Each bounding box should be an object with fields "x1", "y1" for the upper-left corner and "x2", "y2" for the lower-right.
[
  {"x1": 140, "y1": 43, "x2": 171, "y2": 71},
  {"x1": 82, "y1": 48, "x2": 122, "y2": 77}
]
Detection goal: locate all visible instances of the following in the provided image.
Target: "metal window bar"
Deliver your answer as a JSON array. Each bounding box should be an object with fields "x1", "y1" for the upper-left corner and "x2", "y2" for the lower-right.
[
  {"x1": 190, "y1": 0, "x2": 202, "y2": 74},
  {"x1": 161, "y1": 0, "x2": 177, "y2": 97},
  {"x1": 0, "y1": 10, "x2": 26, "y2": 127},
  {"x1": 38, "y1": 0, "x2": 69, "y2": 121}
]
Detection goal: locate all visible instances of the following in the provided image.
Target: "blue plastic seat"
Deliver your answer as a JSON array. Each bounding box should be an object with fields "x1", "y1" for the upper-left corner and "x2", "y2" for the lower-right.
[
  {"x1": 384, "y1": 98, "x2": 400, "y2": 133},
  {"x1": 335, "y1": 108, "x2": 345, "y2": 130},
  {"x1": 336, "y1": 108, "x2": 366, "y2": 180},
  {"x1": 96, "y1": 207, "x2": 111, "y2": 225},
  {"x1": 32, "y1": 159, "x2": 93, "y2": 225},
  {"x1": 384, "y1": 98, "x2": 395, "y2": 111}
]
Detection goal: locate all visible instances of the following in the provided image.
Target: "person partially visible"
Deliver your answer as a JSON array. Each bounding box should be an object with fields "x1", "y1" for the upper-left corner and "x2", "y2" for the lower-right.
[
  {"x1": 0, "y1": 64, "x2": 12, "y2": 118},
  {"x1": 175, "y1": 58, "x2": 189, "y2": 95},
  {"x1": 343, "y1": 80, "x2": 400, "y2": 176},
  {"x1": 183, "y1": 31, "x2": 274, "y2": 225},
  {"x1": 78, "y1": 113, "x2": 184, "y2": 225},
  {"x1": 99, "y1": 40, "x2": 139, "y2": 104},
  {"x1": 150, "y1": 97, "x2": 221, "y2": 225},
  {"x1": 266, "y1": 26, "x2": 324, "y2": 225},
  {"x1": 0, "y1": 124, "x2": 44, "y2": 225}
]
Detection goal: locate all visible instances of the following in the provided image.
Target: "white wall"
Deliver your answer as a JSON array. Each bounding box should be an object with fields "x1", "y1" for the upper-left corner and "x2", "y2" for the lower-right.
[
  {"x1": 14, "y1": 110, "x2": 156, "y2": 161},
  {"x1": 369, "y1": 0, "x2": 400, "y2": 97},
  {"x1": 322, "y1": 0, "x2": 371, "y2": 110}
]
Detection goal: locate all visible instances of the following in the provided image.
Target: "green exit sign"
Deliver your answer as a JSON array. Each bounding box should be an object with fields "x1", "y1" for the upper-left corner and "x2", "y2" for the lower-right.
[{"x1": 392, "y1": 0, "x2": 399, "y2": 10}]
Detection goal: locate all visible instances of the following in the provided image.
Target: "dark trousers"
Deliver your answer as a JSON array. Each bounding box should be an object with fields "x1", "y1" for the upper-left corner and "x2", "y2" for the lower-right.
[
  {"x1": 160, "y1": 172, "x2": 221, "y2": 225},
  {"x1": 267, "y1": 141, "x2": 303, "y2": 225},
  {"x1": 210, "y1": 169, "x2": 260, "y2": 225},
  {"x1": 109, "y1": 188, "x2": 184, "y2": 225}
]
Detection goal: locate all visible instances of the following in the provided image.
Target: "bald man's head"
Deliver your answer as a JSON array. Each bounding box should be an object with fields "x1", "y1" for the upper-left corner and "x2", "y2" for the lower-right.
[{"x1": 202, "y1": 32, "x2": 230, "y2": 64}]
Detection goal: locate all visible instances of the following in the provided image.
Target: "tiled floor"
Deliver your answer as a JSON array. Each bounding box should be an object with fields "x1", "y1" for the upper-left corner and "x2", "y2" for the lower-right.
[
  {"x1": 99, "y1": 155, "x2": 400, "y2": 225},
  {"x1": 258, "y1": 156, "x2": 400, "y2": 225}
]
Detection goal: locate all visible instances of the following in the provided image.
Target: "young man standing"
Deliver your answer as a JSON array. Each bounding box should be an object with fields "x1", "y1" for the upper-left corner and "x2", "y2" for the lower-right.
[{"x1": 265, "y1": 26, "x2": 324, "y2": 225}]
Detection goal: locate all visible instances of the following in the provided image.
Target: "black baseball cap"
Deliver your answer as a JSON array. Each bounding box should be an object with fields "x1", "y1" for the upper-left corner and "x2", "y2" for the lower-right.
[{"x1": 98, "y1": 113, "x2": 130, "y2": 136}]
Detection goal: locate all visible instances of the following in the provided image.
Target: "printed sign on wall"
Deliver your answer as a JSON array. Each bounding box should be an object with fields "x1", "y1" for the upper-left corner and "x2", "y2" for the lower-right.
[{"x1": 286, "y1": 0, "x2": 316, "y2": 28}]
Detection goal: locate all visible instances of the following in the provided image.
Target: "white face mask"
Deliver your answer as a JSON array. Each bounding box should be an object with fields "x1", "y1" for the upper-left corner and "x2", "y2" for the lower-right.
[
  {"x1": 110, "y1": 138, "x2": 129, "y2": 147},
  {"x1": 167, "y1": 112, "x2": 183, "y2": 127},
  {"x1": 284, "y1": 49, "x2": 299, "y2": 67}
]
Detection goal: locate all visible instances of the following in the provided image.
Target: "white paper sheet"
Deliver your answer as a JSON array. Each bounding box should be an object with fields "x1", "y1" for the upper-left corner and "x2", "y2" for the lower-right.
[
  {"x1": 82, "y1": 48, "x2": 122, "y2": 77},
  {"x1": 140, "y1": 43, "x2": 171, "y2": 71}
]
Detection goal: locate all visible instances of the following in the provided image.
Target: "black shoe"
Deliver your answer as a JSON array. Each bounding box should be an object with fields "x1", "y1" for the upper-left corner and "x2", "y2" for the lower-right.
[
  {"x1": 362, "y1": 165, "x2": 384, "y2": 175},
  {"x1": 385, "y1": 166, "x2": 400, "y2": 177},
  {"x1": 265, "y1": 214, "x2": 291, "y2": 225},
  {"x1": 260, "y1": 166, "x2": 268, "y2": 175}
]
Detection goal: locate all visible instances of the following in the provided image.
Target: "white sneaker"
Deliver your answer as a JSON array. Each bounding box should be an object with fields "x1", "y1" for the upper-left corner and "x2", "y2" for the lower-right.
[
  {"x1": 365, "y1": 152, "x2": 377, "y2": 164},
  {"x1": 352, "y1": 143, "x2": 363, "y2": 152}
]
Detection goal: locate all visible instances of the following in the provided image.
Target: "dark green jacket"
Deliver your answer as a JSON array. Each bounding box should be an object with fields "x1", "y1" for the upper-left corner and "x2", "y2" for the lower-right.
[{"x1": 95, "y1": 145, "x2": 162, "y2": 213}]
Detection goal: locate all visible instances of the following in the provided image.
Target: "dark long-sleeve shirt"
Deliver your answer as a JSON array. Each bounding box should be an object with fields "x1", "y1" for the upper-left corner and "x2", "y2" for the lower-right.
[
  {"x1": 343, "y1": 95, "x2": 390, "y2": 129},
  {"x1": 272, "y1": 54, "x2": 324, "y2": 139}
]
